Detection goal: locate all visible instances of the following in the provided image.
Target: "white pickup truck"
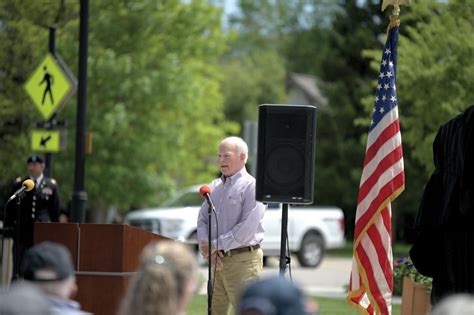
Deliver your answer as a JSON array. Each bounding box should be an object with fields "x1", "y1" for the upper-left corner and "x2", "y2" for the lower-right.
[{"x1": 124, "y1": 185, "x2": 345, "y2": 268}]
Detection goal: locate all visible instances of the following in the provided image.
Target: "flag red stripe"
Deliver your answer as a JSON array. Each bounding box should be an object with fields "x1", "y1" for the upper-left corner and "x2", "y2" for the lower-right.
[
  {"x1": 357, "y1": 145, "x2": 403, "y2": 204},
  {"x1": 367, "y1": 304, "x2": 375, "y2": 314},
  {"x1": 363, "y1": 120, "x2": 400, "y2": 167},
  {"x1": 355, "y1": 172, "x2": 404, "y2": 239},
  {"x1": 356, "y1": 244, "x2": 389, "y2": 314},
  {"x1": 367, "y1": 222, "x2": 393, "y2": 291},
  {"x1": 381, "y1": 205, "x2": 392, "y2": 239}
]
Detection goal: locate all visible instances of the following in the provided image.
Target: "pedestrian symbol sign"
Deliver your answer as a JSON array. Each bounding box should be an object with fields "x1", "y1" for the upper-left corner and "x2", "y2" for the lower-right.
[
  {"x1": 24, "y1": 53, "x2": 77, "y2": 120},
  {"x1": 31, "y1": 129, "x2": 61, "y2": 152}
]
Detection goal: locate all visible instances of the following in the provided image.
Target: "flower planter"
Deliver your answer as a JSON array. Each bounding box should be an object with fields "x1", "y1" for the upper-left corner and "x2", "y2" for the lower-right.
[{"x1": 401, "y1": 276, "x2": 432, "y2": 315}]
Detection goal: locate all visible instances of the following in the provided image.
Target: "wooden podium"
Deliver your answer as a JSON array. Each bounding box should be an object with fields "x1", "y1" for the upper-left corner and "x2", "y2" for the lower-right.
[{"x1": 34, "y1": 223, "x2": 169, "y2": 315}]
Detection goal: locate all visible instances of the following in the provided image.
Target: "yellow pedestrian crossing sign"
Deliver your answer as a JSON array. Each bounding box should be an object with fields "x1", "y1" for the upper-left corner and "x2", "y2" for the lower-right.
[
  {"x1": 24, "y1": 53, "x2": 77, "y2": 120},
  {"x1": 31, "y1": 129, "x2": 62, "y2": 152}
]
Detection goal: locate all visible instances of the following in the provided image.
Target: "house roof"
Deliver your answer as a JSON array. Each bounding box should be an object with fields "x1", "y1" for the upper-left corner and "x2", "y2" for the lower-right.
[{"x1": 286, "y1": 72, "x2": 328, "y2": 107}]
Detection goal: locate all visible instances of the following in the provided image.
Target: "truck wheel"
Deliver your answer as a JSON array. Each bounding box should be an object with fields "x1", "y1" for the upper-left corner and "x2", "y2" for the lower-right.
[{"x1": 297, "y1": 232, "x2": 324, "y2": 268}]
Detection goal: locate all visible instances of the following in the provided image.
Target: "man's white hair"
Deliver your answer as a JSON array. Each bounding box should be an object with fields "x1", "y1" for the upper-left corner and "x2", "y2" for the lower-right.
[{"x1": 221, "y1": 136, "x2": 249, "y2": 163}]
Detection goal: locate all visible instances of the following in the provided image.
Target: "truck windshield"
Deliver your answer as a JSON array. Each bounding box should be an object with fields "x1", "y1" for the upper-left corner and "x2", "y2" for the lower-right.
[{"x1": 161, "y1": 191, "x2": 202, "y2": 207}]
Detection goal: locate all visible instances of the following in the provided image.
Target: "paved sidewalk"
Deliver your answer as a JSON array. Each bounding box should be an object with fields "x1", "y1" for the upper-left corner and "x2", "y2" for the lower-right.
[{"x1": 197, "y1": 256, "x2": 351, "y2": 296}]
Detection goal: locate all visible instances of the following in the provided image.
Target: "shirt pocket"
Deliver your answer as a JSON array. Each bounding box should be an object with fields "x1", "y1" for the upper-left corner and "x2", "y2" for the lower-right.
[{"x1": 228, "y1": 195, "x2": 242, "y2": 206}]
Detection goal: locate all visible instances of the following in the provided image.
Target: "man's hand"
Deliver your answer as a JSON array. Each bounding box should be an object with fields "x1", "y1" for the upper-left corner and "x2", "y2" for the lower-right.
[
  {"x1": 210, "y1": 249, "x2": 224, "y2": 271},
  {"x1": 199, "y1": 241, "x2": 209, "y2": 258},
  {"x1": 199, "y1": 241, "x2": 224, "y2": 270}
]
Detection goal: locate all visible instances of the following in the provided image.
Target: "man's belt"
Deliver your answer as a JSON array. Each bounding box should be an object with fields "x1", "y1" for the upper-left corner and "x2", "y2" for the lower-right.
[{"x1": 219, "y1": 244, "x2": 260, "y2": 257}]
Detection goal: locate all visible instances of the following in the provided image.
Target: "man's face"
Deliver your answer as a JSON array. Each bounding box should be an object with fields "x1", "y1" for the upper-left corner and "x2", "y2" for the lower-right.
[
  {"x1": 28, "y1": 162, "x2": 44, "y2": 178},
  {"x1": 218, "y1": 141, "x2": 245, "y2": 177}
]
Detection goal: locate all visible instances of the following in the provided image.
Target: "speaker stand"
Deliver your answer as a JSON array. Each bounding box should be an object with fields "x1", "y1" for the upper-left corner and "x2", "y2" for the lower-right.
[{"x1": 279, "y1": 203, "x2": 289, "y2": 276}]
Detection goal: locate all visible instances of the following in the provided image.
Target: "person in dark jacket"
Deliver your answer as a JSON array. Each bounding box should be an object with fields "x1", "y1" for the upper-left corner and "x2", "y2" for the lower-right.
[
  {"x1": 410, "y1": 105, "x2": 474, "y2": 305},
  {"x1": 4, "y1": 155, "x2": 60, "y2": 280}
]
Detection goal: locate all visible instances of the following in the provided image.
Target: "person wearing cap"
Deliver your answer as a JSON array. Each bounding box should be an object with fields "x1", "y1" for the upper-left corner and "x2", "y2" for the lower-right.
[
  {"x1": 4, "y1": 155, "x2": 60, "y2": 280},
  {"x1": 20, "y1": 241, "x2": 90, "y2": 314},
  {"x1": 238, "y1": 276, "x2": 320, "y2": 315},
  {"x1": 197, "y1": 136, "x2": 266, "y2": 314}
]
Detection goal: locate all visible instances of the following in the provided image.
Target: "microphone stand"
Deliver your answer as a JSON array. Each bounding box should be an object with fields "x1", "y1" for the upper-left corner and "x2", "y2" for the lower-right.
[
  {"x1": 207, "y1": 204, "x2": 213, "y2": 315},
  {"x1": 13, "y1": 195, "x2": 21, "y2": 280}
]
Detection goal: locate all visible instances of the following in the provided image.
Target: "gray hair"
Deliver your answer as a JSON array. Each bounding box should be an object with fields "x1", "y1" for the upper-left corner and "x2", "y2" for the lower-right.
[
  {"x1": 431, "y1": 294, "x2": 474, "y2": 315},
  {"x1": 221, "y1": 136, "x2": 249, "y2": 163}
]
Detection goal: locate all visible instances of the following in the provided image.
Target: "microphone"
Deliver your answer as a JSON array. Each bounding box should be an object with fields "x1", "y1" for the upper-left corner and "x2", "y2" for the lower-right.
[
  {"x1": 8, "y1": 179, "x2": 35, "y2": 201},
  {"x1": 199, "y1": 185, "x2": 215, "y2": 211}
]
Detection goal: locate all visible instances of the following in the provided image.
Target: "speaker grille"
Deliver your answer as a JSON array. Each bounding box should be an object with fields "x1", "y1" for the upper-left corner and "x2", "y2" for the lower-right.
[{"x1": 265, "y1": 142, "x2": 305, "y2": 189}]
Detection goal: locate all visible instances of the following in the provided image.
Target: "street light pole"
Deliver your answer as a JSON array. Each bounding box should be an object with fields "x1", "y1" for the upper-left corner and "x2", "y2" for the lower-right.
[
  {"x1": 70, "y1": 0, "x2": 89, "y2": 223},
  {"x1": 43, "y1": 25, "x2": 56, "y2": 178}
]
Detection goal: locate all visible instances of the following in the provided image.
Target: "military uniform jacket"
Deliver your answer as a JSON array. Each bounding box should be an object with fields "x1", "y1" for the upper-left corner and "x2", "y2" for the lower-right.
[{"x1": 5, "y1": 175, "x2": 60, "y2": 246}]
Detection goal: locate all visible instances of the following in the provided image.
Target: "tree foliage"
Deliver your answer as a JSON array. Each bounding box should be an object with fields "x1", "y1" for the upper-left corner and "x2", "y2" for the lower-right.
[
  {"x1": 397, "y1": 0, "x2": 474, "y2": 174},
  {"x1": 355, "y1": 0, "x2": 474, "y2": 240},
  {"x1": 0, "y1": 0, "x2": 234, "y2": 220},
  {"x1": 279, "y1": 0, "x2": 391, "y2": 236}
]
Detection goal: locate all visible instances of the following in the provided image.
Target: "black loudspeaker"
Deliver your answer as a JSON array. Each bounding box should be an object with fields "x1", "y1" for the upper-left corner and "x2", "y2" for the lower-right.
[{"x1": 256, "y1": 104, "x2": 316, "y2": 204}]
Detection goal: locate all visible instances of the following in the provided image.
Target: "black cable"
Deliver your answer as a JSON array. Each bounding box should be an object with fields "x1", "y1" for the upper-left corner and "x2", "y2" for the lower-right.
[
  {"x1": 286, "y1": 230, "x2": 293, "y2": 282},
  {"x1": 212, "y1": 207, "x2": 219, "y2": 297}
]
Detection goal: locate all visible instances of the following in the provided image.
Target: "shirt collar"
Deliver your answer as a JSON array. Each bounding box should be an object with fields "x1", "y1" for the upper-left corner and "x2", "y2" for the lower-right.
[
  {"x1": 30, "y1": 174, "x2": 44, "y2": 187},
  {"x1": 221, "y1": 167, "x2": 247, "y2": 183},
  {"x1": 35, "y1": 174, "x2": 44, "y2": 186}
]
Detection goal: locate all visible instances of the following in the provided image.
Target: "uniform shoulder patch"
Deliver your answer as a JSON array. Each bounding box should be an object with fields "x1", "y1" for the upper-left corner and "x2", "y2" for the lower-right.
[{"x1": 50, "y1": 178, "x2": 57, "y2": 185}]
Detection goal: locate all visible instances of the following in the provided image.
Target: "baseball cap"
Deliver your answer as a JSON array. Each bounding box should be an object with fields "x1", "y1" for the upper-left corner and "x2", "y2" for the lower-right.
[
  {"x1": 21, "y1": 241, "x2": 75, "y2": 281},
  {"x1": 239, "y1": 276, "x2": 308, "y2": 315},
  {"x1": 27, "y1": 155, "x2": 44, "y2": 164}
]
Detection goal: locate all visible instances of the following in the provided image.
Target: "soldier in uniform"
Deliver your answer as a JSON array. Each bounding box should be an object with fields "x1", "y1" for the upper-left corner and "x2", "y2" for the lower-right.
[{"x1": 4, "y1": 155, "x2": 60, "y2": 280}]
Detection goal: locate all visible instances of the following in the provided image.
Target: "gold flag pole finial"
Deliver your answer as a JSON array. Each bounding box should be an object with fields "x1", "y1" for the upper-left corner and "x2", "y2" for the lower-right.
[{"x1": 381, "y1": 0, "x2": 410, "y2": 19}]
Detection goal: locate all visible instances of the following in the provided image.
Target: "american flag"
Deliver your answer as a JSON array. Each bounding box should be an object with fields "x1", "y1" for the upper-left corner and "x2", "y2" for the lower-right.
[{"x1": 347, "y1": 22, "x2": 405, "y2": 315}]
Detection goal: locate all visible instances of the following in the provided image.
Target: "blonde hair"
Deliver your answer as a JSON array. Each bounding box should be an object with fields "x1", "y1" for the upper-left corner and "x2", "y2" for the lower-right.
[{"x1": 119, "y1": 241, "x2": 197, "y2": 315}]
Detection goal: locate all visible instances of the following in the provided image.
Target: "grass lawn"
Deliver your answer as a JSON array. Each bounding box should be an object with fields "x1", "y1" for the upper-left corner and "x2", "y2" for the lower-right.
[{"x1": 187, "y1": 294, "x2": 402, "y2": 314}]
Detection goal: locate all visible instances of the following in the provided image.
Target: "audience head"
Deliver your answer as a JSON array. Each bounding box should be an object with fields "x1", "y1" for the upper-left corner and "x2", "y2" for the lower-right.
[
  {"x1": 120, "y1": 240, "x2": 198, "y2": 315},
  {"x1": 21, "y1": 241, "x2": 77, "y2": 300},
  {"x1": 238, "y1": 276, "x2": 314, "y2": 315},
  {"x1": 431, "y1": 294, "x2": 474, "y2": 315}
]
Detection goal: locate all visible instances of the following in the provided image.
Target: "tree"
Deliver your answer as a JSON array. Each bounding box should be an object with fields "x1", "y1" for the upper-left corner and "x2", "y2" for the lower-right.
[
  {"x1": 282, "y1": 0, "x2": 391, "y2": 237},
  {"x1": 359, "y1": 0, "x2": 474, "y2": 241},
  {"x1": 397, "y1": 0, "x2": 474, "y2": 174},
  {"x1": 0, "y1": 0, "x2": 234, "y2": 221},
  {"x1": 223, "y1": 1, "x2": 394, "y2": 238}
]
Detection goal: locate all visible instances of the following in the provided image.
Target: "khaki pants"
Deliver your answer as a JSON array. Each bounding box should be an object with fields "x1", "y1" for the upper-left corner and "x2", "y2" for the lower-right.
[{"x1": 212, "y1": 248, "x2": 263, "y2": 315}]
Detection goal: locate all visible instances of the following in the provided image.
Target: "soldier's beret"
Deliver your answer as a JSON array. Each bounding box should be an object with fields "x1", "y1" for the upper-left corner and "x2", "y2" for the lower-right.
[{"x1": 27, "y1": 155, "x2": 44, "y2": 164}]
